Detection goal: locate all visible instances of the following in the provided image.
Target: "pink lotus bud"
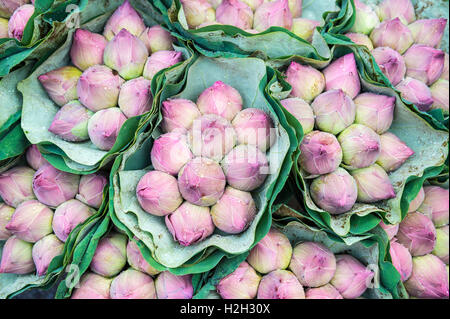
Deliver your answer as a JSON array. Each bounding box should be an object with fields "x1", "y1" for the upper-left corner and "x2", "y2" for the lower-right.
[
  {"x1": 76, "y1": 173, "x2": 107, "y2": 209},
  {"x1": 5, "y1": 200, "x2": 53, "y2": 243},
  {"x1": 350, "y1": 0, "x2": 380, "y2": 35},
  {"x1": 178, "y1": 157, "x2": 226, "y2": 206},
  {"x1": 104, "y1": 29, "x2": 148, "y2": 80},
  {"x1": 396, "y1": 77, "x2": 434, "y2": 112},
  {"x1": 32, "y1": 164, "x2": 80, "y2": 208},
  {"x1": 161, "y1": 99, "x2": 201, "y2": 133},
  {"x1": 103, "y1": 0, "x2": 146, "y2": 41},
  {"x1": 376, "y1": 132, "x2": 414, "y2": 173},
  {"x1": 379, "y1": 221, "x2": 399, "y2": 240},
  {"x1": 338, "y1": 124, "x2": 381, "y2": 169},
  {"x1": 441, "y1": 53, "x2": 449, "y2": 81},
  {"x1": 87, "y1": 107, "x2": 127, "y2": 151},
  {"x1": 197, "y1": 81, "x2": 243, "y2": 122},
  {"x1": 408, "y1": 187, "x2": 425, "y2": 213},
  {"x1": 323, "y1": 53, "x2": 361, "y2": 99},
  {"x1": 216, "y1": 0, "x2": 254, "y2": 30},
  {"x1": 232, "y1": 108, "x2": 276, "y2": 152},
  {"x1": 280, "y1": 98, "x2": 315, "y2": 135},
  {"x1": 127, "y1": 240, "x2": 161, "y2": 276},
  {"x1": 0, "y1": 17, "x2": 8, "y2": 38},
  {"x1": 52, "y1": 199, "x2": 96, "y2": 242},
  {"x1": 26, "y1": 145, "x2": 48, "y2": 171},
  {"x1": 151, "y1": 132, "x2": 193, "y2": 175},
  {"x1": 0, "y1": 0, "x2": 29, "y2": 18},
  {"x1": 217, "y1": 261, "x2": 261, "y2": 299},
  {"x1": 433, "y1": 226, "x2": 449, "y2": 265},
  {"x1": 221, "y1": 144, "x2": 269, "y2": 192},
  {"x1": 291, "y1": 18, "x2": 321, "y2": 42},
  {"x1": 430, "y1": 79, "x2": 449, "y2": 115},
  {"x1": 7, "y1": 4, "x2": 33, "y2": 40},
  {"x1": 155, "y1": 271, "x2": 193, "y2": 299},
  {"x1": 0, "y1": 235, "x2": 34, "y2": 274},
  {"x1": 253, "y1": 0, "x2": 293, "y2": 32},
  {"x1": 136, "y1": 171, "x2": 183, "y2": 217},
  {"x1": 330, "y1": 254, "x2": 374, "y2": 299},
  {"x1": 376, "y1": 0, "x2": 416, "y2": 25},
  {"x1": 38, "y1": 66, "x2": 82, "y2": 107},
  {"x1": 240, "y1": 0, "x2": 263, "y2": 11},
  {"x1": 351, "y1": 164, "x2": 396, "y2": 203},
  {"x1": 257, "y1": 270, "x2": 305, "y2": 299},
  {"x1": 139, "y1": 25, "x2": 174, "y2": 54},
  {"x1": 345, "y1": 33, "x2": 374, "y2": 50},
  {"x1": 70, "y1": 29, "x2": 108, "y2": 71},
  {"x1": 165, "y1": 202, "x2": 215, "y2": 246},
  {"x1": 418, "y1": 186, "x2": 449, "y2": 227},
  {"x1": 211, "y1": 186, "x2": 256, "y2": 234},
  {"x1": 390, "y1": 239, "x2": 413, "y2": 281},
  {"x1": 0, "y1": 166, "x2": 35, "y2": 208},
  {"x1": 305, "y1": 284, "x2": 343, "y2": 299},
  {"x1": 397, "y1": 212, "x2": 437, "y2": 257},
  {"x1": 110, "y1": 269, "x2": 156, "y2": 299},
  {"x1": 404, "y1": 45, "x2": 445, "y2": 86},
  {"x1": 354, "y1": 93, "x2": 395, "y2": 134},
  {"x1": 77, "y1": 65, "x2": 125, "y2": 112},
  {"x1": 371, "y1": 47, "x2": 406, "y2": 86},
  {"x1": 289, "y1": 242, "x2": 336, "y2": 288},
  {"x1": 285, "y1": 61, "x2": 325, "y2": 103},
  {"x1": 0, "y1": 203, "x2": 14, "y2": 240},
  {"x1": 71, "y1": 273, "x2": 112, "y2": 299},
  {"x1": 409, "y1": 18, "x2": 447, "y2": 48},
  {"x1": 247, "y1": 228, "x2": 292, "y2": 274},
  {"x1": 180, "y1": 0, "x2": 216, "y2": 29},
  {"x1": 370, "y1": 18, "x2": 414, "y2": 54},
  {"x1": 143, "y1": 50, "x2": 182, "y2": 80},
  {"x1": 90, "y1": 232, "x2": 127, "y2": 278},
  {"x1": 310, "y1": 168, "x2": 358, "y2": 214},
  {"x1": 32, "y1": 234, "x2": 64, "y2": 276},
  {"x1": 405, "y1": 254, "x2": 449, "y2": 299},
  {"x1": 48, "y1": 101, "x2": 93, "y2": 142},
  {"x1": 299, "y1": 131, "x2": 343, "y2": 175}
]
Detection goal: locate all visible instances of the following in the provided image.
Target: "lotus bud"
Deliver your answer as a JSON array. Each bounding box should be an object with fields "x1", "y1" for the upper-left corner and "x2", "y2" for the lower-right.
[
  {"x1": 71, "y1": 273, "x2": 112, "y2": 299},
  {"x1": 418, "y1": 186, "x2": 449, "y2": 227},
  {"x1": 323, "y1": 53, "x2": 361, "y2": 99},
  {"x1": 0, "y1": 235, "x2": 34, "y2": 274},
  {"x1": 354, "y1": 93, "x2": 395, "y2": 134},
  {"x1": 247, "y1": 228, "x2": 292, "y2": 274},
  {"x1": 151, "y1": 132, "x2": 194, "y2": 175},
  {"x1": 376, "y1": 132, "x2": 414, "y2": 173},
  {"x1": 0, "y1": 0, "x2": 29, "y2": 18},
  {"x1": 127, "y1": 240, "x2": 161, "y2": 276},
  {"x1": 5, "y1": 200, "x2": 53, "y2": 243},
  {"x1": 376, "y1": 0, "x2": 416, "y2": 25},
  {"x1": 216, "y1": 0, "x2": 254, "y2": 30},
  {"x1": 433, "y1": 226, "x2": 449, "y2": 265},
  {"x1": 305, "y1": 284, "x2": 343, "y2": 299},
  {"x1": 38, "y1": 66, "x2": 82, "y2": 107},
  {"x1": 441, "y1": 53, "x2": 449, "y2": 81},
  {"x1": 310, "y1": 168, "x2": 358, "y2": 214},
  {"x1": 221, "y1": 144, "x2": 269, "y2": 192},
  {"x1": 103, "y1": 0, "x2": 146, "y2": 41},
  {"x1": 291, "y1": 18, "x2": 321, "y2": 42},
  {"x1": 370, "y1": 18, "x2": 413, "y2": 54},
  {"x1": 371, "y1": 47, "x2": 406, "y2": 86},
  {"x1": 48, "y1": 101, "x2": 93, "y2": 142},
  {"x1": 298, "y1": 131, "x2": 343, "y2": 175},
  {"x1": 26, "y1": 145, "x2": 48, "y2": 171},
  {"x1": 344, "y1": 33, "x2": 374, "y2": 50},
  {"x1": 143, "y1": 50, "x2": 182, "y2": 80},
  {"x1": 139, "y1": 25, "x2": 174, "y2": 53},
  {"x1": 430, "y1": 79, "x2": 449, "y2": 115},
  {"x1": 0, "y1": 17, "x2": 8, "y2": 38},
  {"x1": 136, "y1": 171, "x2": 183, "y2": 216},
  {"x1": 232, "y1": 108, "x2": 276, "y2": 152},
  {"x1": 390, "y1": 240, "x2": 413, "y2": 281},
  {"x1": 0, "y1": 203, "x2": 14, "y2": 240},
  {"x1": 253, "y1": 0, "x2": 293, "y2": 32},
  {"x1": 32, "y1": 164, "x2": 80, "y2": 208},
  {"x1": 165, "y1": 202, "x2": 215, "y2": 246},
  {"x1": 408, "y1": 187, "x2": 425, "y2": 213},
  {"x1": 155, "y1": 271, "x2": 194, "y2": 299},
  {"x1": 397, "y1": 212, "x2": 437, "y2": 256},
  {"x1": 408, "y1": 18, "x2": 447, "y2": 49},
  {"x1": 379, "y1": 221, "x2": 399, "y2": 240},
  {"x1": 76, "y1": 173, "x2": 107, "y2": 209},
  {"x1": 197, "y1": 81, "x2": 243, "y2": 121},
  {"x1": 405, "y1": 254, "x2": 449, "y2": 299},
  {"x1": 330, "y1": 255, "x2": 374, "y2": 299},
  {"x1": 289, "y1": 242, "x2": 336, "y2": 288},
  {"x1": 110, "y1": 269, "x2": 156, "y2": 299},
  {"x1": 280, "y1": 98, "x2": 315, "y2": 135},
  {"x1": 211, "y1": 186, "x2": 256, "y2": 234},
  {"x1": 77, "y1": 65, "x2": 124, "y2": 112},
  {"x1": 404, "y1": 45, "x2": 445, "y2": 86},
  {"x1": 241, "y1": 0, "x2": 263, "y2": 11},
  {"x1": 285, "y1": 61, "x2": 325, "y2": 103},
  {"x1": 70, "y1": 29, "x2": 108, "y2": 71},
  {"x1": 217, "y1": 261, "x2": 261, "y2": 299},
  {"x1": 7, "y1": 4, "x2": 34, "y2": 40},
  {"x1": 257, "y1": 270, "x2": 305, "y2": 299},
  {"x1": 0, "y1": 166, "x2": 35, "y2": 208},
  {"x1": 161, "y1": 99, "x2": 201, "y2": 133},
  {"x1": 52, "y1": 199, "x2": 96, "y2": 242},
  {"x1": 178, "y1": 157, "x2": 226, "y2": 206},
  {"x1": 90, "y1": 232, "x2": 127, "y2": 278},
  {"x1": 32, "y1": 234, "x2": 64, "y2": 276},
  {"x1": 350, "y1": 0, "x2": 380, "y2": 35},
  {"x1": 181, "y1": 0, "x2": 216, "y2": 29},
  {"x1": 396, "y1": 77, "x2": 434, "y2": 111},
  {"x1": 87, "y1": 107, "x2": 127, "y2": 151},
  {"x1": 351, "y1": 164, "x2": 396, "y2": 203}
]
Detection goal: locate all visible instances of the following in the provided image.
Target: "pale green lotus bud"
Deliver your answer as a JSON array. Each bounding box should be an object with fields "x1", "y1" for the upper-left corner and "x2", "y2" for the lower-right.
[
  {"x1": 71, "y1": 273, "x2": 112, "y2": 299},
  {"x1": 379, "y1": 221, "x2": 399, "y2": 240},
  {"x1": 26, "y1": 145, "x2": 48, "y2": 171},
  {"x1": 349, "y1": 0, "x2": 379, "y2": 35},
  {"x1": 409, "y1": 18, "x2": 447, "y2": 49},
  {"x1": 370, "y1": 18, "x2": 414, "y2": 54},
  {"x1": 344, "y1": 33, "x2": 374, "y2": 50},
  {"x1": 110, "y1": 269, "x2": 156, "y2": 299},
  {"x1": 404, "y1": 45, "x2": 445, "y2": 86},
  {"x1": 280, "y1": 98, "x2": 315, "y2": 135},
  {"x1": 87, "y1": 107, "x2": 127, "y2": 151},
  {"x1": 38, "y1": 66, "x2": 82, "y2": 107},
  {"x1": 139, "y1": 25, "x2": 174, "y2": 54},
  {"x1": 0, "y1": 0, "x2": 29, "y2": 19},
  {"x1": 76, "y1": 173, "x2": 107, "y2": 209},
  {"x1": 253, "y1": 0, "x2": 293, "y2": 32},
  {"x1": 418, "y1": 186, "x2": 449, "y2": 227},
  {"x1": 103, "y1": 0, "x2": 146, "y2": 41},
  {"x1": 376, "y1": 132, "x2": 415, "y2": 173},
  {"x1": 32, "y1": 234, "x2": 64, "y2": 276},
  {"x1": 0, "y1": 235, "x2": 34, "y2": 274},
  {"x1": 70, "y1": 29, "x2": 108, "y2": 71},
  {"x1": 90, "y1": 232, "x2": 127, "y2": 278},
  {"x1": 0, "y1": 17, "x2": 8, "y2": 38},
  {"x1": 408, "y1": 187, "x2": 425, "y2": 213},
  {"x1": 430, "y1": 79, "x2": 449, "y2": 116},
  {"x1": 351, "y1": 164, "x2": 396, "y2": 203},
  {"x1": 285, "y1": 61, "x2": 325, "y2": 103},
  {"x1": 371, "y1": 47, "x2": 406, "y2": 86},
  {"x1": 7, "y1": 4, "x2": 34, "y2": 40},
  {"x1": 396, "y1": 77, "x2": 434, "y2": 112},
  {"x1": 323, "y1": 53, "x2": 361, "y2": 99},
  {"x1": 143, "y1": 50, "x2": 183, "y2": 80},
  {"x1": 305, "y1": 284, "x2": 343, "y2": 299},
  {"x1": 181, "y1": 0, "x2": 216, "y2": 29},
  {"x1": 376, "y1": 0, "x2": 416, "y2": 25},
  {"x1": 151, "y1": 132, "x2": 193, "y2": 175},
  {"x1": 49, "y1": 101, "x2": 93, "y2": 142},
  {"x1": 0, "y1": 166, "x2": 35, "y2": 208},
  {"x1": 390, "y1": 239, "x2": 413, "y2": 281},
  {"x1": 397, "y1": 212, "x2": 437, "y2": 257},
  {"x1": 0, "y1": 203, "x2": 14, "y2": 240},
  {"x1": 216, "y1": 0, "x2": 254, "y2": 30},
  {"x1": 433, "y1": 226, "x2": 449, "y2": 265},
  {"x1": 257, "y1": 270, "x2": 305, "y2": 299},
  {"x1": 161, "y1": 99, "x2": 201, "y2": 134},
  {"x1": 118, "y1": 77, "x2": 152, "y2": 118},
  {"x1": 291, "y1": 18, "x2": 321, "y2": 42},
  {"x1": 155, "y1": 271, "x2": 193, "y2": 299},
  {"x1": 127, "y1": 240, "x2": 161, "y2": 276},
  {"x1": 217, "y1": 261, "x2": 261, "y2": 299},
  {"x1": 354, "y1": 93, "x2": 395, "y2": 134}
]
